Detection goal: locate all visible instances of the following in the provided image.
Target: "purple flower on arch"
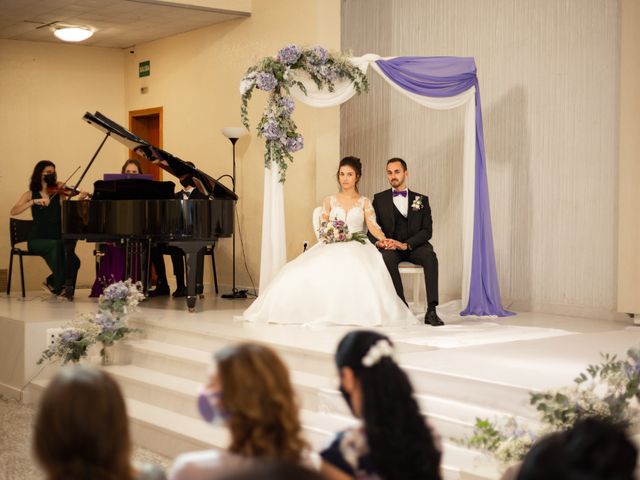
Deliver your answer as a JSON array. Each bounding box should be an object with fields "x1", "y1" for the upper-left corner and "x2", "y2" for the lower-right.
[
  {"x1": 276, "y1": 44, "x2": 302, "y2": 65},
  {"x1": 256, "y1": 72, "x2": 277, "y2": 92}
]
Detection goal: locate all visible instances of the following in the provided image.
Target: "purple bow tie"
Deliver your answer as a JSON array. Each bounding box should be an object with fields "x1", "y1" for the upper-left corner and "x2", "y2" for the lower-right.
[{"x1": 392, "y1": 190, "x2": 407, "y2": 197}]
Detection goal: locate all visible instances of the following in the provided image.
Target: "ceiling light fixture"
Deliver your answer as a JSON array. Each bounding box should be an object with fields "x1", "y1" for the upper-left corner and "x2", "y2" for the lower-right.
[{"x1": 53, "y1": 26, "x2": 94, "y2": 42}]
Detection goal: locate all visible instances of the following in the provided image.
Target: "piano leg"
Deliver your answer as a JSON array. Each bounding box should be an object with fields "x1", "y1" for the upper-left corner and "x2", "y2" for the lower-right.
[{"x1": 170, "y1": 241, "x2": 207, "y2": 312}]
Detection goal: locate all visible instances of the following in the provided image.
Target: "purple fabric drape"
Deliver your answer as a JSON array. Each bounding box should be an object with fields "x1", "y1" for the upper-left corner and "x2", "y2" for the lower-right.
[{"x1": 376, "y1": 56, "x2": 513, "y2": 316}]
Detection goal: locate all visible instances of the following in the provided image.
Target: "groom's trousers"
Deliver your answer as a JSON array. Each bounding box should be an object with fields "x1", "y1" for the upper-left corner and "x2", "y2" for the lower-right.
[{"x1": 379, "y1": 244, "x2": 439, "y2": 308}]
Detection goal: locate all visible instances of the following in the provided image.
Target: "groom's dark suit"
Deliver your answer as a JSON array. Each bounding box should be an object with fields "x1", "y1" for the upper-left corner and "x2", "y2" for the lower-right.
[{"x1": 368, "y1": 189, "x2": 439, "y2": 308}]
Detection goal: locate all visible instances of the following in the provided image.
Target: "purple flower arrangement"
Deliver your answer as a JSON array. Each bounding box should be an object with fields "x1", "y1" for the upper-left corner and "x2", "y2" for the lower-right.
[
  {"x1": 240, "y1": 44, "x2": 368, "y2": 182},
  {"x1": 37, "y1": 279, "x2": 144, "y2": 365},
  {"x1": 317, "y1": 219, "x2": 367, "y2": 245}
]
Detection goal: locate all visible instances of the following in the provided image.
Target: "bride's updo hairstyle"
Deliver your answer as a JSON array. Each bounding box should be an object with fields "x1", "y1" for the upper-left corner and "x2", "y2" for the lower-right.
[
  {"x1": 336, "y1": 156, "x2": 362, "y2": 192},
  {"x1": 336, "y1": 330, "x2": 441, "y2": 480}
]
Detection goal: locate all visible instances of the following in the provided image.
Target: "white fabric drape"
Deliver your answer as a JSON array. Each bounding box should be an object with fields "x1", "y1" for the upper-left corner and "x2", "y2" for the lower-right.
[
  {"x1": 258, "y1": 161, "x2": 287, "y2": 290},
  {"x1": 260, "y1": 54, "x2": 476, "y2": 305}
]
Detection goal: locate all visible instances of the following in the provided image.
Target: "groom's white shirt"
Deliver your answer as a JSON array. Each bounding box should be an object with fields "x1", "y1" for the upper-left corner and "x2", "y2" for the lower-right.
[{"x1": 392, "y1": 188, "x2": 409, "y2": 217}]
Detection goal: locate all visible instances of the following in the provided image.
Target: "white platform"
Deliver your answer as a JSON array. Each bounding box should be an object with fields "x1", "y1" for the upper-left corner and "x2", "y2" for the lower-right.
[{"x1": 3, "y1": 289, "x2": 639, "y2": 480}]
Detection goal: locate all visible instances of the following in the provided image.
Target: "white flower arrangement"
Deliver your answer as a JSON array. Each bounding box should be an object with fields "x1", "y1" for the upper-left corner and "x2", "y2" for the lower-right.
[
  {"x1": 361, "y1": 339, "x2": 395, "y2": 367},
  {"x1": 411, "y1": 195, "x2": 424, "y2": 211},
  {"x1": 240, "y1": 44, "x2": 368, "y2": 182},
  {"x1": 460, "y1": 347, "x2": 640, "y2": 464}
]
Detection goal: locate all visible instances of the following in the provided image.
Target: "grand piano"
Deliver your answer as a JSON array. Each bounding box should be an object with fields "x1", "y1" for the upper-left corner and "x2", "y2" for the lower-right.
[{"x1": 62, "y1": 112, "x2": 236, "y2": 311}]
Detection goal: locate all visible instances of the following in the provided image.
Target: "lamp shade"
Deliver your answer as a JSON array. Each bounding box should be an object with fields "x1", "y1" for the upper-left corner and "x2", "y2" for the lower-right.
[
  {"x1": 54, "y1": 27, "x2": 93, "y2": 42},
  {"x1": 221, "y1": 127, "x2": 248, "y2": 140}
]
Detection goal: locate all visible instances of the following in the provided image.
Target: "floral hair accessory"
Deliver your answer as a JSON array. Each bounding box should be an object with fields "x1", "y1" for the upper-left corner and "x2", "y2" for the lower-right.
[{"x1": 361, "y1": 339, "x2": 394, "y2": 367}]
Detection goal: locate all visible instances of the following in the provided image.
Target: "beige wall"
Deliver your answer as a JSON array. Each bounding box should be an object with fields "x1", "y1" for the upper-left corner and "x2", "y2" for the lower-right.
[
  {"x1": 342, "y1": 0, "x2": 621, "y2": 317},
  {"x1": 123, "y1": 0, "x2": 341, "y2": 292},
  {"x1": 618, "y1": 0, "x2": 640, "y2": 314},
  {"x1": 0, "y1": 40, "x2": 126, "y2": 289}
]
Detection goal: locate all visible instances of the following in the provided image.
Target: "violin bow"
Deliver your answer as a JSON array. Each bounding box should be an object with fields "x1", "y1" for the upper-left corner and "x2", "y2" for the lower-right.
[{"x1": 49, "y1": 166, "x2": 81, "y2": 200}]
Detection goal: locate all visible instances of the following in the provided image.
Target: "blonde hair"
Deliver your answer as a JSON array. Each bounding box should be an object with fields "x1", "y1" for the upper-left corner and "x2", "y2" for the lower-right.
[{"x1": 215, "y1": 343, "x2": 308, "y2": 463}]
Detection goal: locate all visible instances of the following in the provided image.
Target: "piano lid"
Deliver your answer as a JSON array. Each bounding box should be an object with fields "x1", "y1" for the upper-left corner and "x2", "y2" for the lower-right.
[{"x1": 83, "y1": 112, "x2": 237, "y2": 201}]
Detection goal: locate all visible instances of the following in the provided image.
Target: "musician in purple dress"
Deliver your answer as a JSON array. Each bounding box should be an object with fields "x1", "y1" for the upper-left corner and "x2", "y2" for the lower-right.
[{"x1": 89, "y1": 159, "x2": 144, "y2": 297}]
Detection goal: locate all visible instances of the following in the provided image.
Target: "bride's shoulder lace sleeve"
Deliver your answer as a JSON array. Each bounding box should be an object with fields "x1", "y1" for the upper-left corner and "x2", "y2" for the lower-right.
[
  {"x1": 363, "y1": 196, "x2": 385, "y2": 240},
  {"x1": 321, "y1": 196, "x2": 332, "y2": 221}
]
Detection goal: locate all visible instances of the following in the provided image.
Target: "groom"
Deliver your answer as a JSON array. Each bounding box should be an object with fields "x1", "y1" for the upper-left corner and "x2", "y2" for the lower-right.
[{"x1": 369, "y1": 158, "x2": 444, "y2": 326}]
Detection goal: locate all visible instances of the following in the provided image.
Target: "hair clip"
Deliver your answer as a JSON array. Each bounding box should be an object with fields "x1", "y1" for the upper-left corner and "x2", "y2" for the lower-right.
[{"x1": 361, "y1": 339, "x2": 394, "y2": 367}]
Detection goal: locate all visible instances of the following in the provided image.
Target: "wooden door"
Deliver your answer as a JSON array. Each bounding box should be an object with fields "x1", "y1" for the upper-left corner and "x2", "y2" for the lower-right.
[{"x1": 129, "y1": 107, "x2": 163, "y2": 180}]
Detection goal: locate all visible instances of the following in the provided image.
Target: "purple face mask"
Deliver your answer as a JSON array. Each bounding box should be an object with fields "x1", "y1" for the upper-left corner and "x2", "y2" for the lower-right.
[{"x1": 197, "y1": 387, "x2": 228, "y2": 425}]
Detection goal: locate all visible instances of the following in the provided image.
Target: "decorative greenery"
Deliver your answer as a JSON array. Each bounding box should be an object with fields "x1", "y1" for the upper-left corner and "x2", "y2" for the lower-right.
[
  {"x1": 240, "y1": 44, "x2": 368, "y2": 182},
  {"x1": 460, "y1": 347, "x2": 640, "y2": 464},
  {"x1": 37, "y1": 279, "x2": 144, "y2": 365}
]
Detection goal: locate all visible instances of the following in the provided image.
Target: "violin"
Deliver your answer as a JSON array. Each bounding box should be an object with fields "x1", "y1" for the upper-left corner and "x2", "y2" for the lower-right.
[{"x1": 47, "y1": 184, "x2": 80, "y2": 198}]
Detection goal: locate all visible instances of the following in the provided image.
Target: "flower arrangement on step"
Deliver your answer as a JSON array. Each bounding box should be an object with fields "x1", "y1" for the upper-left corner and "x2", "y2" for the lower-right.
[
  {"x1": 240, "y1": 44, "x2": 368, "y2": 182},
  {"x1": 37, "y1": 279, "x2": 144, "y2": 366},
  {"x1": 318, "y1": 219, "x2": 367, "y2": 245},
  {"x1": 459, "y1": 346, "x2": 640, "y2": 464}
]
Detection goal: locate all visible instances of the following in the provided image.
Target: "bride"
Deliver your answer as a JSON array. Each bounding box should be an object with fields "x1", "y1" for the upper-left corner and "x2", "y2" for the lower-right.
[{"x1": 243, "y1": 156, "x2": 417, "y2": 327}]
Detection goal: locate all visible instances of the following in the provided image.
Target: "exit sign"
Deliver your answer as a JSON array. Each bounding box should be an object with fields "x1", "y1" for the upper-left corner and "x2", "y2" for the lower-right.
[{"x1": 139, "y1": 60, "x2": 150, "y2": 77}]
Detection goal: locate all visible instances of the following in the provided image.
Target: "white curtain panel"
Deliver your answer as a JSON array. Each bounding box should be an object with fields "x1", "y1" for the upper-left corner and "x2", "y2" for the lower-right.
[{"x1": 260, "y1": 55, "x2": 476, "y2": 305}]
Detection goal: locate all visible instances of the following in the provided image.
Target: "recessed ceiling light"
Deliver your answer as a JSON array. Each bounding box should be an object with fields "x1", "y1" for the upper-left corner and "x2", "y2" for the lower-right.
[{"x1": 53, "y1": 26, "x2": 94, "y2": 42}]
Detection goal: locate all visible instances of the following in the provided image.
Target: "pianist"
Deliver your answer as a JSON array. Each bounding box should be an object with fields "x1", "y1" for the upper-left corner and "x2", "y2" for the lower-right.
[
  {"x1": 149, "y1": 161, "x2": 207, "y2": 297},
  {"x1": 10, "y1": 160, "x2": 86, "y2": 299}
]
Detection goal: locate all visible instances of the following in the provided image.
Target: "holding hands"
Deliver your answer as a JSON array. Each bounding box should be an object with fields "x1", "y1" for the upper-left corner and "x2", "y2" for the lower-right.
[{"x1": 376, "y1": 238, "x2": 409, "y2": 251}]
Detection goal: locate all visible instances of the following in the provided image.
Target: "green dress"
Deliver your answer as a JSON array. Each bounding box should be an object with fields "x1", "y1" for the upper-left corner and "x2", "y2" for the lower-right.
[{"x1": 27, "y1": 192, "x2": 66, "y2": 293}]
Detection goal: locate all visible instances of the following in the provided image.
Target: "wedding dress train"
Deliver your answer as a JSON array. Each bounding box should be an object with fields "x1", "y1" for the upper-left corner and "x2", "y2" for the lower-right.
[{"x1": 243, "y1": 196, "x2": 417, "y2": 327}]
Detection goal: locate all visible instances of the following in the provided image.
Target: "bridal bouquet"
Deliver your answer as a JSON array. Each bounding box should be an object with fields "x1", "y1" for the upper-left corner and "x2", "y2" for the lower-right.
[{"x1": 318, "y1": 219, "x2": 367, "y2": 245}]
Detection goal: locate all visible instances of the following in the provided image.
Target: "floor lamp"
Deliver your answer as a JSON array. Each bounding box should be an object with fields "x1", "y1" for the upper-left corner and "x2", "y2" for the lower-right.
[{"x1": 220, "y1": 127, "x2": 247, "y2": 299}]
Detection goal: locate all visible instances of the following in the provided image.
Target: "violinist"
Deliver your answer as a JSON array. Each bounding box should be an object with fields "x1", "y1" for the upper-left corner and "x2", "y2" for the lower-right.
[{"x1": 10, "y1": 160, "x2": 88, "y2": 299}]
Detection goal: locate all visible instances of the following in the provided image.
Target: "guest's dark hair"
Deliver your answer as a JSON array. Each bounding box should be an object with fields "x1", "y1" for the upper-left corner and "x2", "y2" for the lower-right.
[
  {"x1": 386, "y1": 157, "x2": 408, "y2": 171},
  {"x1": 29, "y1": 160, "x2": 56, "y2": 191},
  {"x1": 336, "y1": 330, "x2": 441, "y2": 480},
  {"x1": 336, "y1": 156, "x2": 362, "y2": 191},
  {"x1": 33, "y1": 366, "x2": 133, "y2": 480},
  {"x1": 517, "y1": 417, "x2": 638, "y2": 480},
  {"x1": 121, "y1": 158, "x2": 143, "y2": 174}
]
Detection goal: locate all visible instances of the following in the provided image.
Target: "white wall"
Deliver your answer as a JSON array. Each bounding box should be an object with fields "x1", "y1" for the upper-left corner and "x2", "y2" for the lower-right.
[{"x1": 341, "y1": 0, "x2": 620, "y2": 317}]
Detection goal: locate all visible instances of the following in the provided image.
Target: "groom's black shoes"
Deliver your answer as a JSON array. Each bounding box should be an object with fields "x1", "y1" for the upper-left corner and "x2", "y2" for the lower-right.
[{"x1": 424, "y1": 309, "x2": 444, "y2": 326}]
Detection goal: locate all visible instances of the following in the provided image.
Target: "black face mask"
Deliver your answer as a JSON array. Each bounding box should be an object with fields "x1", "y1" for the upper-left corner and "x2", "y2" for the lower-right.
[
  {"x1": 180, "y1": 175, "x2": 195, "y2": 188},
  {"x1": 339, "y1": 384, "x2": 354, "y2": 414},
  {"x1": 43, "y1": 172, "x2": 57, "y2": 186}
]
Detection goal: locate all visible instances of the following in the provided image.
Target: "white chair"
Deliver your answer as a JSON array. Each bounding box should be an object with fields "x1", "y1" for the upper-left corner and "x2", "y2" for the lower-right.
[
  {"x1": 399, "y1": 261, "x2": 425, "y2": 312},
  {"x1": 312, "y1": 206, "x2": 323, "y2": 241}
]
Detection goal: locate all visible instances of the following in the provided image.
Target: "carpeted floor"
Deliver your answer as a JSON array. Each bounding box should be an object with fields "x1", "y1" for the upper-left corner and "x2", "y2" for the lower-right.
[{"x1": 0, "y1": 395, "x2": 171, "y2": 480}]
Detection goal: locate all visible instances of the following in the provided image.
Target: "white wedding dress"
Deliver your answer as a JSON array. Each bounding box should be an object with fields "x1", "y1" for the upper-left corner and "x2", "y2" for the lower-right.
[{"x1": 243, "y1": 195, "x2": 417, "y2": 327}]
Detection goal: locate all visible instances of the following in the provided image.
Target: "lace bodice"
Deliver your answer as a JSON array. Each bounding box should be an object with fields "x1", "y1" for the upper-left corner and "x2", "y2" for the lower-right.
[{"x1": 322, "y1": 195, "x2": 380, "y2": 235}]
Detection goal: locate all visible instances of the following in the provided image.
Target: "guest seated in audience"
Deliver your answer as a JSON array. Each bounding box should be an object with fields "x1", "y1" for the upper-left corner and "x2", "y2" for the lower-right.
[
  {"x1": 217, "y1": 460, "x2": 325, "y2": 480},
  {"x1": 10, "y1": 160, "x2": 84, "y2": 299},
  {"x1": 513, "y1": 417, "x2": 638, "y2": 480},
  {"x1": 320, "y1": 330, "x2": 442, "y2": 480},
  {"x1": 169, "y1": 343, "x2": 309, "y2": 480},
  {"x1": 34, "y1": 365, "x2": 166, "y2": 480},
  {"x1": 90, "y1": 158, "x2": 144, "y2": 297}
]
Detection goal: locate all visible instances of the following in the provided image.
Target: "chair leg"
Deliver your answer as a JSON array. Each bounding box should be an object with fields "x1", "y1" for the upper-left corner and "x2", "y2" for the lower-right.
[
  {"x1": 413, "y1": 273, "x2": 421, "y2": 312},
  {"x1": 7, "y1": 253, "x2": 13, "y2": 295},
  {"x1": 211, "y1": 248, "x2": 219, "y2": 295},
  {"x1": 19, "y1": 254, "x2": 26, "y2": 298}
]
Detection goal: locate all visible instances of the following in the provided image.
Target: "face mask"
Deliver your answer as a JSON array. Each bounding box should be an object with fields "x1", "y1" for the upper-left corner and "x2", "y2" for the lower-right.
[
  {"x1": 180, "y1": 175, "x2": 195, "y2": 188},
  {"x1": 197, "y1": 387, "x2": 228, "y2": 426},
  {"x1": 43, "y1": 172, "x2": 57, "y2": 186}
]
